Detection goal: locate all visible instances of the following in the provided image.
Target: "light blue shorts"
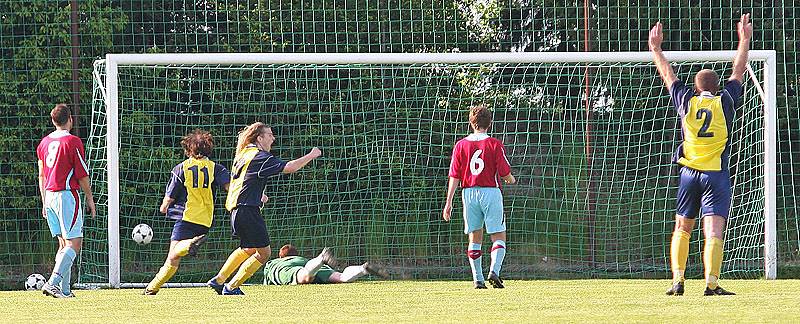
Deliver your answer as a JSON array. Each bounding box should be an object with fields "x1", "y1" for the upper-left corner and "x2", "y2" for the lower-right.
[
  {"x1": 462, "y1": 187, "x2": 506, "y2": 234},
  {"x1": 45, "y1": 190, "x2": 84, "y2": 239}
]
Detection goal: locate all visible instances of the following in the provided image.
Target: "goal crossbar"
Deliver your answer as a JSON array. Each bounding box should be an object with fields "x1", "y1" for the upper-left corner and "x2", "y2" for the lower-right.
[{"x1": 104, "y1": 50, "x2": 776, "y2": 65}]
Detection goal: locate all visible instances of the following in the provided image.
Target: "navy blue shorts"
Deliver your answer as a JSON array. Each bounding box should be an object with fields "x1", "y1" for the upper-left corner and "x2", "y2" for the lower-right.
[
  {"x1": 676, "y1": 166, "x2": 731, "y2": 219},
  {"x1": 231, "y1": 205, "x2": 271, "y2": 248},
  {"x1": 171, "y1": 219, "x2": 209, "y2": 241}
]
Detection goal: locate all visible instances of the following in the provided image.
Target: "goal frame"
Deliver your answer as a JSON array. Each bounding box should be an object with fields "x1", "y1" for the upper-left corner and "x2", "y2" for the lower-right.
[{"x1": 100, "y1": 51, "x2": 777, "y2": 287}]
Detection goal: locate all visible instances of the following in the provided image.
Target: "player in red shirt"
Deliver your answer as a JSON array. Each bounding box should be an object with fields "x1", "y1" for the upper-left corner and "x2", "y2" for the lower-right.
[
  {"x1": 443, "y1": 104, "x2": 516, "y2": 289},
  {"x1": 36, "y1": 104, "x2": 96, "y2": 298}
]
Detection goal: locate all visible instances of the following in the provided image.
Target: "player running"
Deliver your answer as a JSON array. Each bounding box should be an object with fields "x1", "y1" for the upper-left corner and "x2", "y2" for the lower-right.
[
  {"x1": 143, "y1": 129, "x2": 230, "y2": 295},
  {"x1": 207, "y1": 122, "x2": 321, "y2": 295}
]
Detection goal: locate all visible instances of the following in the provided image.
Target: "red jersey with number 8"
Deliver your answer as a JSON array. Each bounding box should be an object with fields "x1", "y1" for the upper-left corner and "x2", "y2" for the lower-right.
[
  {"x1": 36, "y1": 130, "x2": 89, "y2": 191},
  {"x1": 448, "y1": 133, "x2": 511, "y2": 188}
]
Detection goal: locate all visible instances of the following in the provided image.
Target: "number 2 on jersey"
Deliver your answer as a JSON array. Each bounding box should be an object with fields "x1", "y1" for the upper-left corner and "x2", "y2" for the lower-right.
[
  {"x1": 696, "y1": 108, "x2": 715, "y2": 138},
  {"x1": 470, "y1": 150, "x2": 485, "y2": 176}
]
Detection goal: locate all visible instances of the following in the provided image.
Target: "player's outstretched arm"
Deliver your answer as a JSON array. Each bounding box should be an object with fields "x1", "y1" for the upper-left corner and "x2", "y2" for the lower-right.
[
  {"x1": 649, "y1": 22, "x2": 678, "y2": 91},
  {"x1": 78, "y1": 176, "x2": 96, "y2": 218},
  {"x1": 442, "y1": 177, "x2": 460, "y2": 221},
  {"x1": 729, "y1": 13, "x2": 753, "y2": 83},
  {"x1": 283, "y1": 147, "x2": 322, "y2": 174}
]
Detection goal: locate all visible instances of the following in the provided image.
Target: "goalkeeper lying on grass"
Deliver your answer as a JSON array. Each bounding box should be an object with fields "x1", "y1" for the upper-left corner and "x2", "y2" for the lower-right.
[{"x1": 264, "y1": 244, "x2": 388, "y2": 285}]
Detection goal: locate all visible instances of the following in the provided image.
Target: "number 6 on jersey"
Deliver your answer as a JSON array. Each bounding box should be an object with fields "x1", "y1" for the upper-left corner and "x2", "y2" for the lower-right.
[{"x1": 470, "y1": 150, "x2": 484, "y2": 176}]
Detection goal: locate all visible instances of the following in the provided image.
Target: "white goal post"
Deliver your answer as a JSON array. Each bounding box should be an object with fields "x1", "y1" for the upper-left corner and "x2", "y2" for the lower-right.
[{"x1": 100, "y1": 51, "x2": 777, "y2": 288}]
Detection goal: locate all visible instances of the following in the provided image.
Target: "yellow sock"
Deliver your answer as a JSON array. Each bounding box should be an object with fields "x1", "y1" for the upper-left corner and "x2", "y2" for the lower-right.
[
  {"x1": 216, "y1": 249, "x2": 250, "y2": 283},
  {"x1": 704, "y1": 237, "x2": 724, "y2": 289},
  {"x1": 670, "y1": 230, "x2": 690, "y2": 283},
  {"x1": 227, "y1": 256, "x2": 263, "y2": 289},
  {"x1": 146, "y1": 264, "x2": 177, "y2": 291},
  {"x1": 174, "y1": 239, "x2": 192, "y2": 257}
]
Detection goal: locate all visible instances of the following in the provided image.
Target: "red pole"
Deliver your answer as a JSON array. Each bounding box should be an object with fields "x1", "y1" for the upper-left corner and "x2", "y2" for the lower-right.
[
  {"x1": 583, "y1": 0, "x2": 597, "y2": 270},
  {"x1": 70, "y1": 0, "x2": 81, "y2": 136}
]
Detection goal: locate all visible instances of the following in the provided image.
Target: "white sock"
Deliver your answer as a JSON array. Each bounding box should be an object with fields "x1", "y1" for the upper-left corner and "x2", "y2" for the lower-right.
[
  {"x1": 48, "y1": 247, "x2": 75, "y2": 287},
  {"x1": 489, "y1": 240, "x2": 506, "y2": 276},
  {"x1": 467, "y1": 243, "x2": 484, "y2": 282},
  {"x1": 61, "y1": 266, "x2": 71, "y2": 294},
  {"x1": 47, "y1": 249, "x2": 66, "y2": 286},
  {"x1": 303, "y1": 255, "x2": 325, "y2": 277},
  {"x1": 339, "y1": 266, "x2": 368, "y2": 283}
]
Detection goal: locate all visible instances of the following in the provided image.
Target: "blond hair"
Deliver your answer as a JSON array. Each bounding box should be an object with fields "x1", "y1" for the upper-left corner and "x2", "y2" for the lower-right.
[{"x1": 236, "y1": 122, "x2": 270, "y2": 154}]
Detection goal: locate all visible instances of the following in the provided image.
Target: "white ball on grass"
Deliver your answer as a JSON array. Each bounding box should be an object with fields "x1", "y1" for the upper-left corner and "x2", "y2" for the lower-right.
[{"x1": 25, "y1": 273, "x2": 46, "y2": 291}]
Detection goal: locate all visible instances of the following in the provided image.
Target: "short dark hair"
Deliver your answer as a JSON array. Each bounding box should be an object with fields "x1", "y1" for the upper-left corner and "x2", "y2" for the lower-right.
[
  {"x1": 279, "y1": 244, "x2": 298, "y2": 258},
  {"x1": 469, "y1": 104, "x2": 492, "y2": 130},
  {"x1": 694, "y1": 69, "x2": 720, "y2": 93},
  {"x1": 50, "y1": 104, "x2": 71, "y2": 127},
  {"x1": 181, "y1": 129, "x2": 214, "y2": 159}
]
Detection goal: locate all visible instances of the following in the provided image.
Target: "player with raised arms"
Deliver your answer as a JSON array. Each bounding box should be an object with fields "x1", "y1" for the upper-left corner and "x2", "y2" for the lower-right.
[
  {"x1": 143, "y1": 129, "x2": 231, "y2": 295},
  {"x1": 649, "y1": 14, "x2": 753, "y2": 296},
  {"x1": 263, "y1": 244, "x2": 388, "y2": 286},
  {"x1": 207, "y1": 122, "x2": 321, "y2": 295},
  {"x1": 443, "y1": 104, "x2": 516, "y2": 289},
  {"x1": 36, "y1": 104, "x2": 96, "y2": 298}
]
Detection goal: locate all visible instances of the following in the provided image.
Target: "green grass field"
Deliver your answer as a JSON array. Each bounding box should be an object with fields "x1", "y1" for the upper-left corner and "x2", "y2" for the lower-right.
[{"x1": 3, "y1": 280, "x2": 799, "y2": 323}]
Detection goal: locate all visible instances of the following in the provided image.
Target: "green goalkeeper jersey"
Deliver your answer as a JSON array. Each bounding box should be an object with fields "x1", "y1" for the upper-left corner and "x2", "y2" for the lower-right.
[{"x1": 263, "y1": 256, "x2": 335, "y2": 285}]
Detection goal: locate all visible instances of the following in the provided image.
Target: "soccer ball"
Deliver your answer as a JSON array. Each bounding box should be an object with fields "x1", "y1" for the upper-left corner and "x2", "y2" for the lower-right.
[
  {"x1": 25, "y1": 273, "x2": 46, "y2": 291},
  {"x1": 132, "y1": 223, "x2": 153, "y2": 245}
]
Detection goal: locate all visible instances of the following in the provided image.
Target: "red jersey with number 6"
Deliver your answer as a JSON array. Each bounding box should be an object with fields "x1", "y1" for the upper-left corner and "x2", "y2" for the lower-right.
[
  {"x1": 448, "y1": 133, "x2": 511, "y2": 188},
  {"x1": 36, "y1": 130, "x2": 89, "y2": 192}
]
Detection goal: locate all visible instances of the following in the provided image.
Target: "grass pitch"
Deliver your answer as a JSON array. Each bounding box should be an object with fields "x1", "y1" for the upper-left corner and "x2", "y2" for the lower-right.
[{"x1": 2, "y1": 280, "x2": 799, "y2": 323}]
